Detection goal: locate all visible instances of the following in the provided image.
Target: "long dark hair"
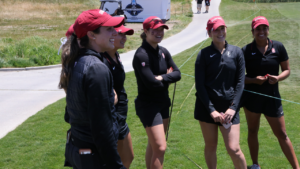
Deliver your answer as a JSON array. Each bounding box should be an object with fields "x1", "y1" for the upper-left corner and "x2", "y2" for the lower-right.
[{"x1": 58, "y1": 27, "x2": 101, "y2": 92}]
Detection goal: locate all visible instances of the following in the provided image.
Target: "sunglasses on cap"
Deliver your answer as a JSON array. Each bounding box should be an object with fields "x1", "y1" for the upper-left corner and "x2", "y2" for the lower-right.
[{"x1": 147, "y1": 19, "x2": 164, "y2": 26}]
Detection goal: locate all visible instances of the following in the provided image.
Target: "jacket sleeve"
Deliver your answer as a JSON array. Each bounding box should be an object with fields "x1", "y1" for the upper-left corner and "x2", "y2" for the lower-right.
[
  {"x1": 161, "y1": 48, "x2": 181, "y2": 83},
  {"x1": 133, "y1": 51, "x2": 169, "y2": 91},
  {"x1": 195, "y1": 50, "x2": 216, "y2": 113},
  {"x1": 229, "y1": 49, "x2": 245, "y2": 111},
  {"x1": 83, "y1": 63, "x2": 125, "y2": 169}
]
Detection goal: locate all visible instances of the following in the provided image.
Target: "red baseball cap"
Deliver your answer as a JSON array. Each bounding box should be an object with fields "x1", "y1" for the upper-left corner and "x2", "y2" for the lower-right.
[
  {"x1": 65, "y1": 24, "x2": 74, "y2": 38},
  {"x1": 115, "y1": 25, "x2": 134, "y2": 35},
  {"x1": 143, "y1": 16, "x2": 169, "y2": 30},
  {"x1": 206, "y1": 16, "x2": 226, "y2": 31},
  {"x1": 73, "y1": 9, "x2": 124, "y2": 38},
  {"x1": 252, "y1": 16, "x2": 269, "y2": 29}
]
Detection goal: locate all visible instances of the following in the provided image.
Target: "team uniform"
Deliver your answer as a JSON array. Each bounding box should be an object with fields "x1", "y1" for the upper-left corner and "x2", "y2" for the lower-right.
[
  {"x1": 241, "y1": 38, "x2": 289, "y2": 117},
  {"x1": 64, "y1": 48, "x2": 124, "y2": 168},
  {"x1": 194, "y1": 41, "x2": 245, "y2": 125},
  {"x1": 132, "y1": 40, "x2": 181, "y2": 128},
  {"x1": 101, "y1": 52, "x2": 130, "y2": 140}
]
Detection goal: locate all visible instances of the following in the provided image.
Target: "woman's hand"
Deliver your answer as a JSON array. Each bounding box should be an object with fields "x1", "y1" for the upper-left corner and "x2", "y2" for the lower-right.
[
  {"x1": 223, "y1": 108, "x2": 236, "y2": 124},
  {"x1": 255, "y1": 76, "x2": 268, "y2": 85},
  {"x1": 268, "y1": 75, "x2": 279, "y2": 84},
  {"x1": 167, "y1": 67, "x2": 173, "y2": 74},
  {"x1": 210, "y1": 111, "x2": 224, "y2": 123},
  {"x1": 155, "y1": 75, "x2": 163, "y2": 81},
  {"x1": 113, "y1": 89, "x2": 118, "y2": 105}
]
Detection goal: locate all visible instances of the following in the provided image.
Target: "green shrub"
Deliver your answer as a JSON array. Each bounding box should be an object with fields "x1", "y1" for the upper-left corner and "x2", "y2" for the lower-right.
[
  {"x1": 7, "y1": 57, "x2": 35, "y2": 68},
  {"x1": 0, "y1": 36, "x2": 61, "y2": 68}
]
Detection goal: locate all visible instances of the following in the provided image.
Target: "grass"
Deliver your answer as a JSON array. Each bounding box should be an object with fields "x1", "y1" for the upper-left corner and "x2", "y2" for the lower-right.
[
  {"x1": 0, "y1": 0, "x2": 192, "y2": 68},
  {"x1": 1, "y1": 0, "x2": 300, "y2": 169}
]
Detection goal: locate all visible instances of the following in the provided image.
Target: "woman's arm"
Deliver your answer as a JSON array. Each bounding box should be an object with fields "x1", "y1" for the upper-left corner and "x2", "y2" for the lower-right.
[
  {"x1": 84, "y1": 63, "x2": 124, "y2": 169},
  {"x1": 133, "y1": 52, "x2": 169, "y2": 91},
  {"x1": 268, "y1": 60, "x2": 290, "y2": 84},
  {"x1": 224, "y1": 49, "x2": 245, "y2": 122},
  {"x1": 160, "y1": 48, "x2": 181, "y2": 83}
]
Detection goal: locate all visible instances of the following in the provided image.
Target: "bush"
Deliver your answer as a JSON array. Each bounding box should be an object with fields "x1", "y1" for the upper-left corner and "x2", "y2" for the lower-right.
[{"x1": 0, "y1": 36, "x2": 61, "y2": 68}]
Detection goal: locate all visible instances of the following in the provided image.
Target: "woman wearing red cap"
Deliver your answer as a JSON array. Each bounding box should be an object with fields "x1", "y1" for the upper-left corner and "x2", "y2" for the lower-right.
[
  {"x1": 60, "y1": 9, "x2": 126, "y2": 169},
  {"x1": 132, "y1": 16, "x2": 181, "y2": 169},
  {"x1": 100, "y1": 25, "x2": 134, "y2": 169},
  {"x1": 194, "y1": 16, "x2": 247, "y2": 169},
  {"x1": 241, "y1": 16, "x2": 299, "y2": 169}
]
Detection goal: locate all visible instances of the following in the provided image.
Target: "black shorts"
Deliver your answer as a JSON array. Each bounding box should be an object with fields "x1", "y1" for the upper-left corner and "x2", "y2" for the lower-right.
[
  {"x1": 205, "y1": 0, "x2": 210, "y2": 6},
  {"x1": 115, "y1": 103, "x2": 130, "y2": 140},
  {"x1": 242, "y1": 90, "x2": 284, "y2": 117},
  {"x1": 194, "y1": 99, "x2": 240, "y2": 126},
  {"x1": 135, "y1": 98, "x2": 170, "y2": 128}
]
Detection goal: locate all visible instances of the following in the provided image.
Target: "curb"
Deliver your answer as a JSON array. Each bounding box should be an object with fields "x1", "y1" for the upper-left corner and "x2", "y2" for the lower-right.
[{"x1": 0, "y1": 64, "x2": 62, "y2": 72}]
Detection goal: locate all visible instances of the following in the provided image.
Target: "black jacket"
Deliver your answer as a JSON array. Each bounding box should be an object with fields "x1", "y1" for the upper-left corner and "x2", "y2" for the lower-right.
[
  {"x1": 66, "y1": 48, "x2": 125, "y2": 169},
  {"x1": 101, "y1": 52, "x2": 128, "y2": 108},
  {"x1": 132, "y1": 40, "x2": 181, "y2": 103},
  {"x1": 195, "y1": 41, "x2": 245, "y2": 113}
]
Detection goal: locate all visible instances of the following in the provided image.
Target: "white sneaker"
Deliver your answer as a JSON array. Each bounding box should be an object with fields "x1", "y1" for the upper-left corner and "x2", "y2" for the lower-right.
[{"x1": 250, "y1": 164, "x2": 261, "y2": 169}]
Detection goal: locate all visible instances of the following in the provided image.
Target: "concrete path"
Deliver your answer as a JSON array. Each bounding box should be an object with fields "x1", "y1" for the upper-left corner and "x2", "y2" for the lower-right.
[{"x1": 0, "y1": 0, "x2": 221, "y2": 139}]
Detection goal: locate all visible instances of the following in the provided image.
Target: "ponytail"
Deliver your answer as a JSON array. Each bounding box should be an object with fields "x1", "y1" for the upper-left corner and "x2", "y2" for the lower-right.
[
  {"x1": 58, "y1": 27, "x2": 102, "y2": 92},
  {"x1": 58, "y1": 34, "x2": 80, "y2": 92},
  {"x1": 140, "y1": 32, "x2": 147, "y2": 40}
]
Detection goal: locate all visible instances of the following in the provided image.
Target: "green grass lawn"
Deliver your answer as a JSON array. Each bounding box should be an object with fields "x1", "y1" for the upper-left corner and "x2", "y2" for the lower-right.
[{"x1": 1, "y1": 0, "x2": 300, "y2": 169}]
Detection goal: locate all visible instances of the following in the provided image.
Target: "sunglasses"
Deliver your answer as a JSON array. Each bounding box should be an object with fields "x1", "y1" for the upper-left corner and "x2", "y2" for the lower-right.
[{"x1": 147, "y1": 19, "x2": 164, "y2": 27}]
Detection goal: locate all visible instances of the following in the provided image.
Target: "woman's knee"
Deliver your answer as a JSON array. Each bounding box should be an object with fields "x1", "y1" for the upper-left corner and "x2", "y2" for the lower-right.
[
  {"x1": 205, "y1": 142, "x2": 218, "y2": 151},
  {"x1": 152, "y1": 144, "x2": 167, "y2": 156},
  {"x1": 227, "y1": 146, "x2": 242, "y2": 157},
  {"x1": 248, "y1": 126, "x2": 259, "y2": 135},
  {"x1": 274, "y1": 130, "x2": 289, "y2": 141}
]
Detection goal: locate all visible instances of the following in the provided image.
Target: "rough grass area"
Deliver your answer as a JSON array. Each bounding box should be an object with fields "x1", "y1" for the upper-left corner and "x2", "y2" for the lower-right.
[
  {"x1": 0, "y1": 0, "x2": 192, "y2": 68},
  {"x1": 0, "y1": 1, "x2": 300, "y2": 169}
]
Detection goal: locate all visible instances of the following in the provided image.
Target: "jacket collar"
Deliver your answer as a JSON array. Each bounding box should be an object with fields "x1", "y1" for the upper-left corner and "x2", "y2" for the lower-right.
[
  {"x1": 79, "y1": 48, "x2": 103, "y2": 62},
  {"x1": 210, "y1": 41, "x2": 228, "y2": 53},
  {"x1": 251, "y1": 38, "x2": 273, "y2": 54},
  {"x1": 102, "y1": 52, "x2": 121, "y2": 67},
  {"x1": 142, "y1": 40, "x2": 159, "y2": 54}
]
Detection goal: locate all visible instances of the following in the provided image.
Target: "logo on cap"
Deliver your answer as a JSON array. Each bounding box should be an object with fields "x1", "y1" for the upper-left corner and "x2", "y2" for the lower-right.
[
  {"x1": 118, "y1": 30, "x2": 122, "y2": 33},
  {"x1": 211, "y1": 17, "x2": 222, "y2": 22},
  {"x1": 255, "y1": 17, "x2": 266, "y2": 21},
  {"x1": 99, "y1": 10, "x2": 105, "y2": 15},
  {"x1": 141, "y1": 62, "x2": 145, "y2": 67}
]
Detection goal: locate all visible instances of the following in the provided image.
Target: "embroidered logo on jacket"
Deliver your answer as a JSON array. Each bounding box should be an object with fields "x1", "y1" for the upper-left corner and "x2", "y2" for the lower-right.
[
  {"x1": 162, "y1": 53, "x2": 165, "y2": 59},
  {"x1": 272, "y1": 48, "x2": 275, "y2": 53},
  {"x1": 141, "y1": 62, "x2": 145, "y2": 67},
  {"x1": 227, "y1": 51, "x2": 231, "y2": 57},
  {"x1": 210, "y1": 53, "x2": 216, "y2": 58}
]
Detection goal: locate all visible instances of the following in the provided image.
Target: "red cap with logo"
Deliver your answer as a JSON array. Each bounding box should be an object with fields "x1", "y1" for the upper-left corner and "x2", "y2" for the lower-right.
[
  {"x1": 115, "y1": 25, "x2": 134, "y2": 35},
  {"x1": 73, "y1": 9, "x2": 124, "y2": 38},
  {"x1": 252, "y1": 16, "x2": 269, "y2": 29},
  {"x1": 206, "y1": 16, "x2": 226, "y2": 31},
  {"x1": 65, "y1": 24, "x2": 74, "y2": 38},
  {"x1": 143, "y1": 16, "x2": 169, "y2": 30}
]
